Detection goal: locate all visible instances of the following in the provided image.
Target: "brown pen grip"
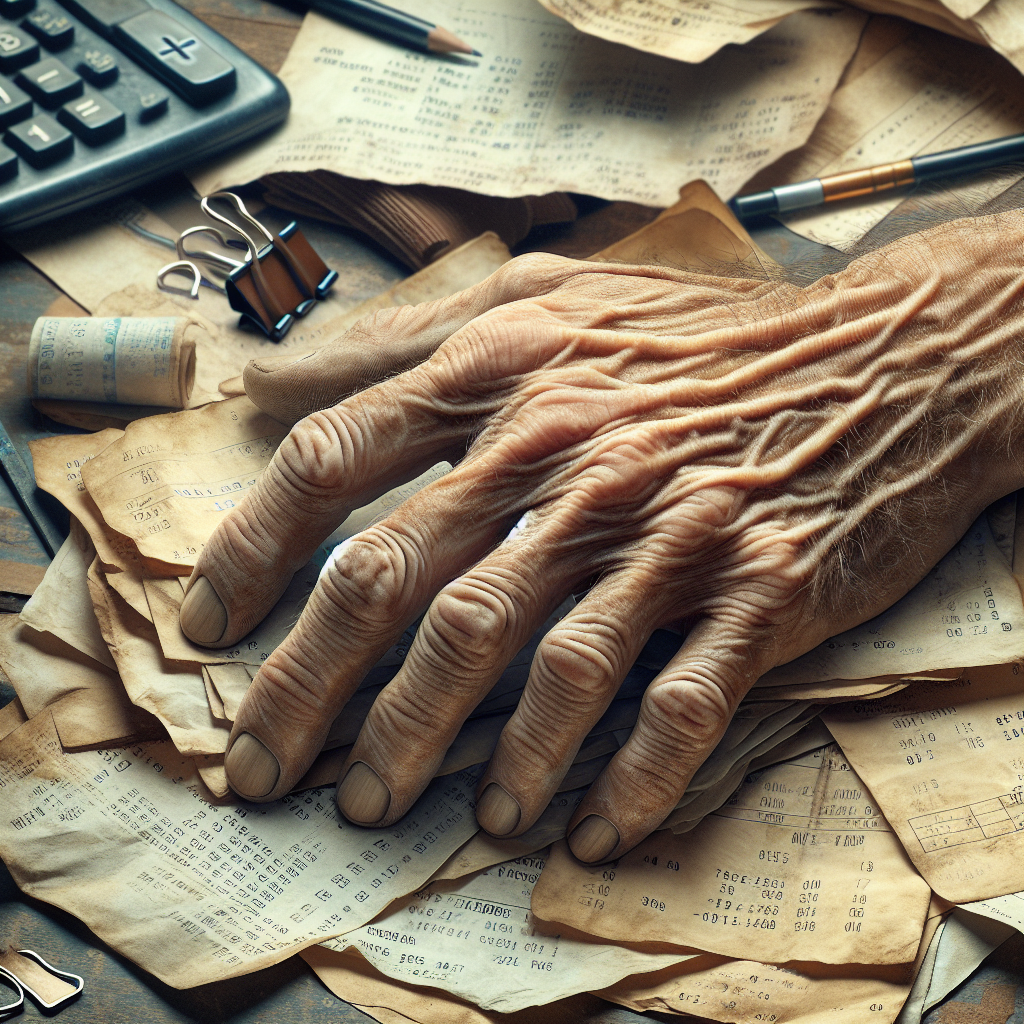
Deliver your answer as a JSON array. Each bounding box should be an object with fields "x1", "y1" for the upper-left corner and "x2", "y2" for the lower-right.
[{"x1": 820, "y1": 159, "x2": 915, "y2": 203}]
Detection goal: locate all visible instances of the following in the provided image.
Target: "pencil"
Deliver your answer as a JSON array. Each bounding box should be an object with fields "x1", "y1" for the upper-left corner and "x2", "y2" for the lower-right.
[
  {"x1": 308, "y1": 0, "x2": 482, "y2": 56},
  {"x1": 730, "y1": 132, "x2": 1024, "y2": 220}
]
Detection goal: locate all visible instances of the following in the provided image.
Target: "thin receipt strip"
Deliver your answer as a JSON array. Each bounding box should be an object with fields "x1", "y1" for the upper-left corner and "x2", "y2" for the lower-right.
[{"x1": 28, "y1": 316, "x2": 200, "y2": 408}]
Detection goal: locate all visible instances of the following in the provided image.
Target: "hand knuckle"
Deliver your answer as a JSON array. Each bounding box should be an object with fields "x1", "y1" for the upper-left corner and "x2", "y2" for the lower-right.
[
  {"x1": 319, "y1": 530, "x2": 409, "y2": 623},
  {"x1": 500, "y1": 251, "x2": 575, "y2": 289},
  {"x1": 275, "y1": 413, "x2": 348, "y2": 497},
  {"x1": 645, "y1": 673, "x2": 733, "y2": 748},
  {"x1": 424, "y1": 582, "x2": 510, "y2": 660},
  {"x1": 532, "y1": 629, "x2": 618, "y2": 707}
]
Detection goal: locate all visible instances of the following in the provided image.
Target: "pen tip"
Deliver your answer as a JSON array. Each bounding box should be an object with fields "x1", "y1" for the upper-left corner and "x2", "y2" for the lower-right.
[{"x1": 471, "y1": 48, "x2": 482, "y2": 56}]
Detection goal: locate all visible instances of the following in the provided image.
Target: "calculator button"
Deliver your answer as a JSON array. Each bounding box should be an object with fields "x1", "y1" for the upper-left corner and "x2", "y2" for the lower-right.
[
  {"x1": 137, "y1": 84, "x2": 166, "y2": 121},
  {"x1": 114, "y1": 11, "x2": 235, "y2": 105},
  {"x1": 0, "y1": 139, "x2": 16, "y2": 180},
  {"x1": 5, "y1": 110, "x2": 70, "y2": 166},
  {"x1": 0, "y1": 0, "x2": 34, "y2": 18},
  {"x1": 58, "y1": 88, "x2": 121, "y2": 142},
  {"x1": 0, "y1": 26, "x2": 38, "y2": 73},
  {"x1": 56, "y1": 0, "x2": 147, "y2": 34},
  {"x1": 22, "y1": 7, "x2": 73, "y2": 49},
  {"x1": 16, "y1": 55, "x2": 80, "y2": 106},
  {"x1": 77, "y1": 47, "x2": 116, "y2": 85},
  {"x1": 0, "y1": 73, "x2": 31, "y2": 128}
]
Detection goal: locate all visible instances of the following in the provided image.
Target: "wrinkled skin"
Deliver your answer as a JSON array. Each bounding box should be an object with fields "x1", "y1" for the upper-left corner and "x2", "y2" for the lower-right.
[{"x1": 181, "y1": 212, "x2": 1024, "y2": 864}]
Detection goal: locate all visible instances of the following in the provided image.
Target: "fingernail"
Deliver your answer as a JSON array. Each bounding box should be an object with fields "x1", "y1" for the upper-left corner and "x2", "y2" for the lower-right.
[
  {"x1": 180, "y1": 576, "x2": 227, "y2": 645},
  {"x1": 338, "y1": 762, "x2": 391, "y2": 824},
  {"x1": 477, "y1": 783, "x2": 521, "y2": 836},
  {"x1": 250, "y1": 351, "x2": 316, "y2": 374},
  {"x1": 568, "y1": 815, "x2": 620, "y2": 863},
  {"x1": 226, "y1": 733, "x2": 280, "y2": 799}
]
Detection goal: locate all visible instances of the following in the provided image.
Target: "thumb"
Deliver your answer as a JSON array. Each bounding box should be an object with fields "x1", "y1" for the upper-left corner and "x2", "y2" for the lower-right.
[{"x1": 242, "y1": 252, "x2": 594, "y2": 424}]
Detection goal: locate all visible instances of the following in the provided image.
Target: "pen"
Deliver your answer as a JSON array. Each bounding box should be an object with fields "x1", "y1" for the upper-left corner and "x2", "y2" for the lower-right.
[
  {"x1": 308, "y1": 0, "x2": 482, "y2": 56},
  {"x1": 730, "y1": 132, "x2": 1024, "y2": 220}
]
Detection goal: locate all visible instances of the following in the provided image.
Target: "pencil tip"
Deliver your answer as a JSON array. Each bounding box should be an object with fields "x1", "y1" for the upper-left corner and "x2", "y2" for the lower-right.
[{"x1": 427, "y1": 25, "x2": 479, "y2": 55}]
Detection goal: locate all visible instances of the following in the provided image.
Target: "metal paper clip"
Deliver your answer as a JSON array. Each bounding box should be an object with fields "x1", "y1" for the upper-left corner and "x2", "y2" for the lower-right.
[
  {"x1": 0, "y1": 967, "x2": 24, "y2": 1020},
  {"x1": 203, "y1": 191, "x2": 337, "y2": 301},
  {"x1": 5, "y1": 949, "x2": 83, "y2": 1012}
]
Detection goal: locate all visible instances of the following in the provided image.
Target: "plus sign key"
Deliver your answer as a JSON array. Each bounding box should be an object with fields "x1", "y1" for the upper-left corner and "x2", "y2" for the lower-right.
[
  {"x1": 5, "y1": 110, "x2": 71, "y2": 166},
  {"x1": 114, "y1": 11, "x2": 234, "y2": 105}
]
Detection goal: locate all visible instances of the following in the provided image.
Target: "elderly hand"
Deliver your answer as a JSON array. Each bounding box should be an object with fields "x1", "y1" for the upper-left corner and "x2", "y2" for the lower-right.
[{"x1": 180, "y1": 212, "x2": 1024, "y2": 863}]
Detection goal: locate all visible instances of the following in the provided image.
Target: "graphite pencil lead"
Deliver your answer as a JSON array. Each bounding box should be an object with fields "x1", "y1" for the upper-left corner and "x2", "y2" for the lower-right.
[{"x1": 426, "y1": 24, "x2": 477, "y2": 54}]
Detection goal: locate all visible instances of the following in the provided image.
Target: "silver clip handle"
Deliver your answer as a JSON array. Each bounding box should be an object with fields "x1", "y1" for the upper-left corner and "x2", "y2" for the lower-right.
[
  {"x1": 201, "y1": 191, "x2": 275, "y2": 255},
  {"x1": 177, "y1": 225, "x2": 248, "y2": 273},
  {"x1": 157, "y1": 260, "x2": 203, "y2": 299}
]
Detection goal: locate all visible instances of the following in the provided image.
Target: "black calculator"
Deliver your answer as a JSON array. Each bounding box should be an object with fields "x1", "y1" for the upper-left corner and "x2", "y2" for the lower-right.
[{"x1": 0, "y1": 0, "x2": 289, "y2": 231}]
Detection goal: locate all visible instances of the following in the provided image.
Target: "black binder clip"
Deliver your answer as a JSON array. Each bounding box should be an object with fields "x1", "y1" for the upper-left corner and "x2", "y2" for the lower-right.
[
  {"x1": 203, "y1": 192, "x2": 337, "y2": 300},
  {"x1": 156, "y1": 193, "x2": 338, "y2": 342}
]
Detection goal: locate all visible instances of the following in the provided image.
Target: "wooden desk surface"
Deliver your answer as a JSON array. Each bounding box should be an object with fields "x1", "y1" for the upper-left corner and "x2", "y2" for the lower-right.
[{"x1": 0, "y1": 2, "x2": 1019, "y2": 1019}]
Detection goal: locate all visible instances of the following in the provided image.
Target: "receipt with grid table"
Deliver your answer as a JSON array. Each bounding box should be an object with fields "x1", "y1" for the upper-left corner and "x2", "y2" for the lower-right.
[{"x1": 824, "y1": 664, "x2": 1024, "y2": 904}]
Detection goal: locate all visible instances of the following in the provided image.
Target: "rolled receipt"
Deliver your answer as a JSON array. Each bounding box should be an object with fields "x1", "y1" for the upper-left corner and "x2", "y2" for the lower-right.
[{"x1": 29, "y1": 316, "x2": 200, "y2": 408}]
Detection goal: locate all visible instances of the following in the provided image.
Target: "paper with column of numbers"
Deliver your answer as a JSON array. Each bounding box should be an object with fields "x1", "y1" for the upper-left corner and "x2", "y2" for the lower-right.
[
  {"x1": 824, "y1": 663, "x2": 1024, "y2": 903},
  {"x1": 193, "y1": 0, "x2": 866, "y2": 206},
  {"x1": 598, "y1": 911, "x2": 943, "y2": 1024},
  {"x1": 320, "y1": 850, "x2": 689, "y2": 1012},
  {"x1": 0, "y1": 712, "x2": 480, "y2": 988},
  {"x1": 531, "y1": 744, "x2": 932, "y2": 964}
]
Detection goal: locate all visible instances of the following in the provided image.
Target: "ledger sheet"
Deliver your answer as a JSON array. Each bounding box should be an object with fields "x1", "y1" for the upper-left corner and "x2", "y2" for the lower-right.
[
  {"x1": 0, "y1": 713, "x2": 480, "y2": 988},
  {"x1": 194, "y1": 0, "x2": 866, "y2": 205}
]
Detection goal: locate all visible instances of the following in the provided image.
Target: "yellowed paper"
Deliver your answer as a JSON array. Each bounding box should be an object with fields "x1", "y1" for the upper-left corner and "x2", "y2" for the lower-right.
[
  {"x1": 0, "y1": 699, "x2": 27, "y2": 743},
  {"x1": 598, "y1": 911, "x2": 943, "y2": 1024},
  {"x1": 194, "y1": 3, "x2": 866, "y2": 206},
  {"x1": 0, "y1": 617, "x2": 160, "y2": 751},
  {"x1": 429, "y1": 790, "x2": 588, "y2": 883},
  {"x1": 28, "y1": 316, "x2": 199, "y2": 408},
  {"x1": 20, "y1": 530, "x2": 116, "y2": 670},
  {"x1": 755, "y1": 28, "x2": 1024, "y2": 249},
  {"x1": 80, "y1": 396, "x2": 286, "y2": 575},
  {"x1": 321, "y1": 849, "x2": 688, "y2": 1012},
  {"x1": 958, "y1": 890, "x2": 1024, "y2": 935},
  {"x1": 89, "y1": 568, "x2": 230, "y2": 757},
  {"x1": 532, "y1": 744, "x2": 932, "y2": 965},
  {"x1": 972, "y1": 0, "x2": 1024, "y2": 76},
  {"x1": 538, "y1": 0, "x2": 837, "y2": 63},
  {"x1": 0, "y1": 710, "x2": 481, "y2": 988},
  {"x1": 758, "y1": 513, "x2": 1024, "y2": 687},
  {"x1": 302, "y1": 947, "x2": 610, "y2": 1024},
  {"x1": 29, "y1": 428, "x2": 152, "y2": 620},
  {"x1": 823, "y1": 663, "x2": 1024, "y2": 903}
]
